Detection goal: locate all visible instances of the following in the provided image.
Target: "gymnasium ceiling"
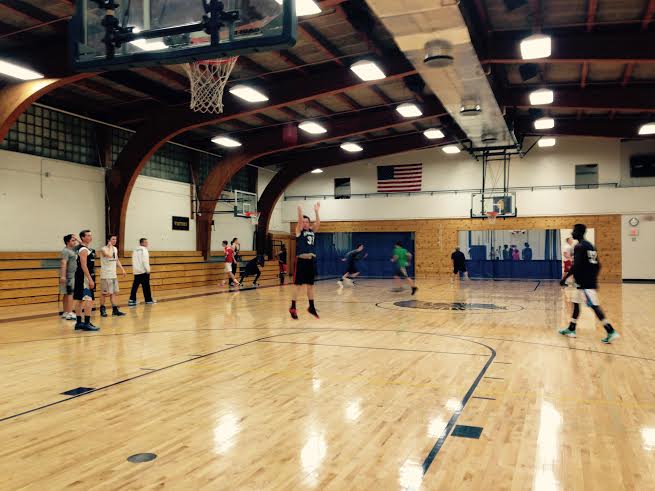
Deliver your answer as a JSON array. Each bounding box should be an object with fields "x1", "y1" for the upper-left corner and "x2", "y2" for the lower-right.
[{"x1": 0, "y1": 0, "x2": 654, "y2": 163}]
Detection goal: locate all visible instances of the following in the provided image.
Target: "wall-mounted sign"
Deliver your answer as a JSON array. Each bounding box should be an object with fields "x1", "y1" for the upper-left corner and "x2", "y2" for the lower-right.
[{"x1": 172, "y1": 216, "x2": 190, "y2": 231}]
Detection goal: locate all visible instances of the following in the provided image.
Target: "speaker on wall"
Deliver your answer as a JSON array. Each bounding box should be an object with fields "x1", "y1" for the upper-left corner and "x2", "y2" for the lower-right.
[{"x1": 630, "y1": 155, "x2": 655, "y2": 178}]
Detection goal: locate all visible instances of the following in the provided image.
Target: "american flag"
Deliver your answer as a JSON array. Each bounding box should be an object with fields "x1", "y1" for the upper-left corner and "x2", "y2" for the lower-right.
[{"x1": 377, "y1": 163, "x2": 423, "y2": 192}]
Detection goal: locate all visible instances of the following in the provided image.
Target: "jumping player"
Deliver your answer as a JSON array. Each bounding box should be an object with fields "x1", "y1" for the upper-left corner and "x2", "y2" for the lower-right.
[
  {"x1": 222, "y1": 240, "x2": 239, "y2": 289},
  {"x1": 73, "y1": 230, "x2": 99, "y2": 331},
  {"x1": 289, "y1": 202, "x2": 320, "y2": 319},
  {"x1": 558, "y1": 224, "x2": 620, "y2": 344},
  {"x1": 391, "y1": 241, "x2": 417, "y2": 295},
  {"x1": 338, "y1": 244, "x2": 366, "y2": 288}
]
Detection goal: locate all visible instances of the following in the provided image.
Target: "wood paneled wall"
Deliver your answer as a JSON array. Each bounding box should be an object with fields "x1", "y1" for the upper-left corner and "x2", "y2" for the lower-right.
[{"x1": 311, "y1": 215, "x2": 622, "y2": 281}]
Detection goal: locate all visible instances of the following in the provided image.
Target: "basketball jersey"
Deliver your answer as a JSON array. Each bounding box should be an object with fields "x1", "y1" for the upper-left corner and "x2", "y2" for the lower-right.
[
  {"x1": 75, "y1": 246, "x2": 96, "y2": 288},
  {"x1": 296, "y1": 229, "x2": 316, "y2": 256},
  {"x1": 100, "y1": 246, "x2": 118, "y2": 279},
  {"x1": 572, "y1": 240, "x2": 599, "y2": 289}
]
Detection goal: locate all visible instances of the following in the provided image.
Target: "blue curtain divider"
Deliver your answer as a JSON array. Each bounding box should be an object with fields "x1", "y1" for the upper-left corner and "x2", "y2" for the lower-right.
[{"x1": 466, "y1": 260, "x2": 562, "y2": 279}]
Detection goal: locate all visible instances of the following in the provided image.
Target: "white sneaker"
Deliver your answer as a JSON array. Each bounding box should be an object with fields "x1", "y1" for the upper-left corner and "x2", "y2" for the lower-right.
[
  {"x1": 337, "y1": 280, "x2": 343, "y2": 288},
  {"x1": 145, "y1": 300, "x2": 157, "y2": 305},
  {"x1": 60, "y1": 312, "x2": 68, "y2": 319},
  {"x1": 65, "y1": 312, "x2": 77, "y2": 320}
]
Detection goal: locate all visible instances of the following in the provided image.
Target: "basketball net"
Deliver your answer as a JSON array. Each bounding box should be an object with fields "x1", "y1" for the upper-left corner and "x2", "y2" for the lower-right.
[
  {"x1": 245, "y1": 212, "x2": 260, "y2": 226},
  {"x1": 486, "y1": 211, "x2": 498, "y2": 225},
  {"x1": 183, "y1": 56, "x2": 238, "y2": 114}
]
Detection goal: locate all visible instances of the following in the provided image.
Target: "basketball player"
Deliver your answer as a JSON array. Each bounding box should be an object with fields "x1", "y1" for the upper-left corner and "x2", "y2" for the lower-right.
[
  {"x1": 222, "y1": 240, "x2": 239, "y2": 289},
  {"x1": 338, "y1": 244, "x2": 366, "y2": 288},
  {"x1": 391, "y1": 242, "x2": 417, "y2": 295},
  {"x1": 289, "y1": 203, "x2": 320, "y2": 319},
  {"x1": 99, "y1": 235, "x2": 127, "y2": 317},
  {"x1": 231, "y1": 237, "x2": 240, "y2": 276},
  {"x1": 59, "y1": 234, "x2": 78, "y2": 321},
  {"x1": 239, "y1": 255, "x2": 264, "y2": 287},
  {"x1": 451, "y1": 247, "x2": 467, "y2": 279},
  {"x1": 558, "y1": 224, "x2": 620, "y2": 344},
  {"x1": 73, "y1": 230, "x2": 99, "y2": 331},
  {"x1": 278, "y1": 243, "x2": 287, "y2": 285},
  {"x1": 560, "y1": 237, "x2": 575, "y2": 285}
]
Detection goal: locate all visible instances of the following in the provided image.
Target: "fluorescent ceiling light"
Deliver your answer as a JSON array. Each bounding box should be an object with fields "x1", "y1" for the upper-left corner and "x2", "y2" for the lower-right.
[
  {"x1": 229, "y1": 84, "x2": 268, "y2": 102},
  {"x1": 423, "y1": 128, "x2": 445, "y2": 139},
  {"x1": 534, "y1": 117, "x2": 555, "y2": 130},
  {"x1": 638, "y1": 122, "x2": 655, "y2": 135},
  {"x1": 211, "y1": 136, "x2": 241, "y2": 147},
  {"x1": 520, "y1": 34, "x2": 551, "y2": 60},
  {"x1": 529, "y1": 88, "x2": 553, "y2": 105},
  {"x1": 340, "y1": 142, "x2": 363, "y2": 152},
  {"x1": 275, "y1": 0, "x2": 321, "y2": 16},
  {"x1": 130, "y1": 39, "x2": 167, "y2": 51},
  {"x1": 442, "y1": 145, "x2": 461, "y2": 154},
  {"x1": 538, "y1": 137, "x2": 556, "y2": 147},
  {"x1": 0, "y1": 60, "x2": 43, "y2": 80},
  {"x1": 349, "y1": 60, "x2": 386, "y2": 81},
  {"x1": 299, "y1": 121, "x2": 327, "y2": 134},
  {"x1": 396, "y1": 103, "x2": 422, "y2": 118},
  {"x1": 311, "y1": 168, "x2": 323, "y2": 174}
]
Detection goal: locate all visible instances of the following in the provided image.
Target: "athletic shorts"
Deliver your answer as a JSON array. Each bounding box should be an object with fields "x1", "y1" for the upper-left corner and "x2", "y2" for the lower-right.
[
  {"x1": 294, "y1": 257, "x2": 316, "y2": 285},
  {"x1": 572, "y1": 288, "x2": 599, "y2": 306},
  {"x1": 346, "y1": 262, "x2": 358, "y2": 275},
  {"x1": 73, "y1": 276, "x2": 95, "y2": 301},
  {"x1": 224, "y1": 262, "x2": 233, "y2": 273},
  {"x1": 393, "y1": 264, "x2": 408, "y2": 279},
  {"x1": 453, "y1": 264, "x2": 467, "y2": 274},
  {"x1": 101, "y1": 278, "x2": 119, "y2": 294},
  {"x1": 59, "y1": 278, "x2": 74, "y2": 295},
  {"x1": 564, "y1": 260, "x2": 572, "y2": 273}
]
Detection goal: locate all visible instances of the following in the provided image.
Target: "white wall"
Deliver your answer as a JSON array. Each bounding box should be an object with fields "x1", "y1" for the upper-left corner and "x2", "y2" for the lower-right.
[
  {"x1": 622, "y1": 214, "x2": 655, "y2": 280},
  {"x1": 257, "y1": 167, "x2": 285, "y2": 233},
  {"x1": 281, "y1": 136, "x2": 655, "y2": 223},
  {"x1": 210, "y1": 199, "x2": 256, "y2": 253},
  {"x1": 0, "y1": 150, "x2": 105, "y2": 251},
  {"x1": 125, "y1": 175, "x2": 196, "y2": 251}
]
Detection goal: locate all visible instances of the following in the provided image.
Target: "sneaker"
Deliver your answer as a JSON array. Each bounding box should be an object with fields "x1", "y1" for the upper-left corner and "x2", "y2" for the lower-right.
[
  {"x1": 289, "y1": 308, "x2": 298, "y2": 320},
  {"x1": 601, "y1": 331, "x2": 620, "y2": 344},
  {"x1": 145, "y1": 300, "x2": 157, "y2": 305},
  {"x1": 112, "y1": 308, "x2": 126, "y2": 317},
  {"x1": 337, "y1": 280, "x2": 343, "y2": 288},
  {"x1": 74, "y1": 322, "x2": 86, "y2": 330},
  {"x1": 307, "y1": 307, "x2": 320, "y2": 319},
  {"x1": 390, "y1": 287, "x2": 403, "y2": 293},
  {"x1": 128, "y1": 300, "x2": 137, "y2": 307},
  {"x1": 100, "y1": 305, "x2": 107, "y2": 318},
  {"x1": 558, "y1": 328, "x2": 577, "y2": 338},
  {"x1": 253, "y1": 282, "x2": 259, "y2": 287},
  {"x1": 60, "y1": 312, "x2": 68, "y2": 319},
  {"x1": 411, "y1": 286, "x2": 418, "y2": 296},
  {"x1": 80, "y1": 323, "x2": 100, "y2": 332},
  {"x1": 65, "y1": 312, "x2": 77, "y2": 321}
]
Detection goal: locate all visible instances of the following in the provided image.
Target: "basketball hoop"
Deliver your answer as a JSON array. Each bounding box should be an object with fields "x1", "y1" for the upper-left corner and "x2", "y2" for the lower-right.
[
  {"x1": 183, "y1": 56, "x2": 238, "y2": 114},
  {"x1": 485, "y1": 211, "x2": 499, "y2": 224},
  {"x1": 245, "y1": 211, "x2": 260, "y2": 226}
]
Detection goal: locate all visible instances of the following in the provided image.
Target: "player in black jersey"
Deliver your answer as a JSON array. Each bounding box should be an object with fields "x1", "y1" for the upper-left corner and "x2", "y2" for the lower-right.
[
  {"x1": 558, "y1": 224, "x2": 619, "y2": 343},
  {"x1": 73, "y1": 229, "x2": 99, "y2": 331},
  {"x1": 290, "y1": 202, "x2": 320, "y2": 319}
]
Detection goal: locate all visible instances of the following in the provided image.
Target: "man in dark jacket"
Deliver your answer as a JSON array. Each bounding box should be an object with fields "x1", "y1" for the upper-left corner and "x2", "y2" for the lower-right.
[{"x1": 451, "y1": 247, "x2": 467, "y2": 279}]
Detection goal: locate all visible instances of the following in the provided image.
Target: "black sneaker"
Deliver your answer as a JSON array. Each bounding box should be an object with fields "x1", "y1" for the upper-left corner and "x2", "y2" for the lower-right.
[
  {"x1": 74, "y1": 322, "x2": 87, "y2": 330},
  {"x1": 82, "y1": 322, "x2": 100, "y2": 331},
  {"x1": 289, "y1": 308, "x2": 298, "y2": 320},
  {"x1": 307, "y1": 307, "x2": 320, "y2": 319},
  {"x1": 411, "y1": 286, "x2": 418, "y2": 295},
  {"x1": 100, "y1": 305, "x2": 107, "y2": 317},
  {"x1": 112, "y1": 308, "x2": 126, "y2": 316}
]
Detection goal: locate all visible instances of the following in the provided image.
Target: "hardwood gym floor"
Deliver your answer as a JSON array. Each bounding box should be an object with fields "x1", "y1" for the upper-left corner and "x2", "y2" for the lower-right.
[{"x1": 1, "y1": 279, "x2": 654, "y2": 490}]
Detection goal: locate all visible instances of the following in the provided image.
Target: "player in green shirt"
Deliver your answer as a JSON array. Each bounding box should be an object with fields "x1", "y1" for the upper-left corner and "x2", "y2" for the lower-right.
[{"x1": 391, "y1": 242, "x2": 417, "y2": 295}]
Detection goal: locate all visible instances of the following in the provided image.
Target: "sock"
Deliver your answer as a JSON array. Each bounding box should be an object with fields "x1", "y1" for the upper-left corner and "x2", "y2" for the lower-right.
[
  {"x1": 76, "y1": 316, "x2": 82, "y2": 324},
  {"x1": 84, "y1": 316, "x2": 90, "y2": 324},
  {"x1": 568, "y1": 318, "x2": 577, "y2": 331},
  {"x1": 309, "y1": 300, "x2": 315, "y2": 309},
  {"x1": 602, "y1": 319, "x2": 614, "y2": 334},
  {"x1": 291, "y1": 300, "x2": 296, "y2": 309}
]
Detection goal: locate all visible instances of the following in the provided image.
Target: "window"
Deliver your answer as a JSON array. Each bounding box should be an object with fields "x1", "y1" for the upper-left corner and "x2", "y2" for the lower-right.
[
  {"x1": 335, "y1": 177, "x2": 351, "y2": 199},
  {"x1": 575, "y1": 164, "x2": 598, "y2": 189}
]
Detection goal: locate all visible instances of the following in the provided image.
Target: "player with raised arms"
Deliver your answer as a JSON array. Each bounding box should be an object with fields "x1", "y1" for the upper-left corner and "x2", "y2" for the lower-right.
[{"x1": 289, "y1": 202, "x2": 320, "y2": 319}]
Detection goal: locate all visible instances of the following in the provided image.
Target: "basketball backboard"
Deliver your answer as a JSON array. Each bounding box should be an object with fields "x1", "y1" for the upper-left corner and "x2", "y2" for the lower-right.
[
  {"x1": 471, "y1": 192, "x2": 517, "y2": 218},
  {"x1": 234, "y1": 189, "x2": 257, "y2": 216},
  {"x1": 71, "y1": 0, "x2": 296, "y2": 71}
]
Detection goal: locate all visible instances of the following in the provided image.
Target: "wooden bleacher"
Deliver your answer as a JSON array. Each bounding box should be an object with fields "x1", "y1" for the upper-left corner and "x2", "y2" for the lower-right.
[{"x1": 0, "y1": 250, "x2": 283, "y2": 311}]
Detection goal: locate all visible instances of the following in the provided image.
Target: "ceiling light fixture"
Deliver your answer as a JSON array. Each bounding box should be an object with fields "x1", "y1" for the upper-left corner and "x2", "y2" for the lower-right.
[
  {"x1": 638, "y1": 122, "x2": 655, "y2": 135},
  {"x1": 0, "y1": 60, "x2": 44, "y2": 80},
  {"x1": 298, "y1": 121, "x2": 327, "y2": 134},
  {"x1": 340, "y1": 142, "x2": 363, "y2": 152},
  {"x1": 534, "y1": 117, "x2": 555, "y2": 130},
  {"x1": 229, "y1": 85, "x2": 268, "y2": 102},
  {"x1": 538, "y1": 137, "x2": 556, "y2": 147},
  {"x1": 275, "y1": 0, "x2": 321, "y2": 16},
  {"x1": 349, "y1": 60, "x2": 386, "y2": 81},
  {"x1": 442, "y1": 145, "x2": 461, "y2": 154},
  {"x1": 130, "y1": 28, "x2": 167, "y2": 51},
  {"x1": 423, "y1": 128, "x2": 445, "y2": 139},
  {"x1": 520, "y1": 34, "x2": 552, "y2": 60},
  {"x1": 211, "y1": 136, "x2": 241, "y2": 147},
  {"x1": 529, "y1": 88, "x2": 553, "y2": 105},
  {"x1": 396, "y1": 103, "x2": 422, "y2": 118},
  {"x1": 311, "y1": 168, "x2": 323, "y2": 174}
]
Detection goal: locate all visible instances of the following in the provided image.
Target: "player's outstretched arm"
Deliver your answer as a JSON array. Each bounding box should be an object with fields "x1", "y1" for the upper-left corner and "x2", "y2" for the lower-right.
[{"x1": 313, "y1": 202, "x2": 321, "y2": 232}]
